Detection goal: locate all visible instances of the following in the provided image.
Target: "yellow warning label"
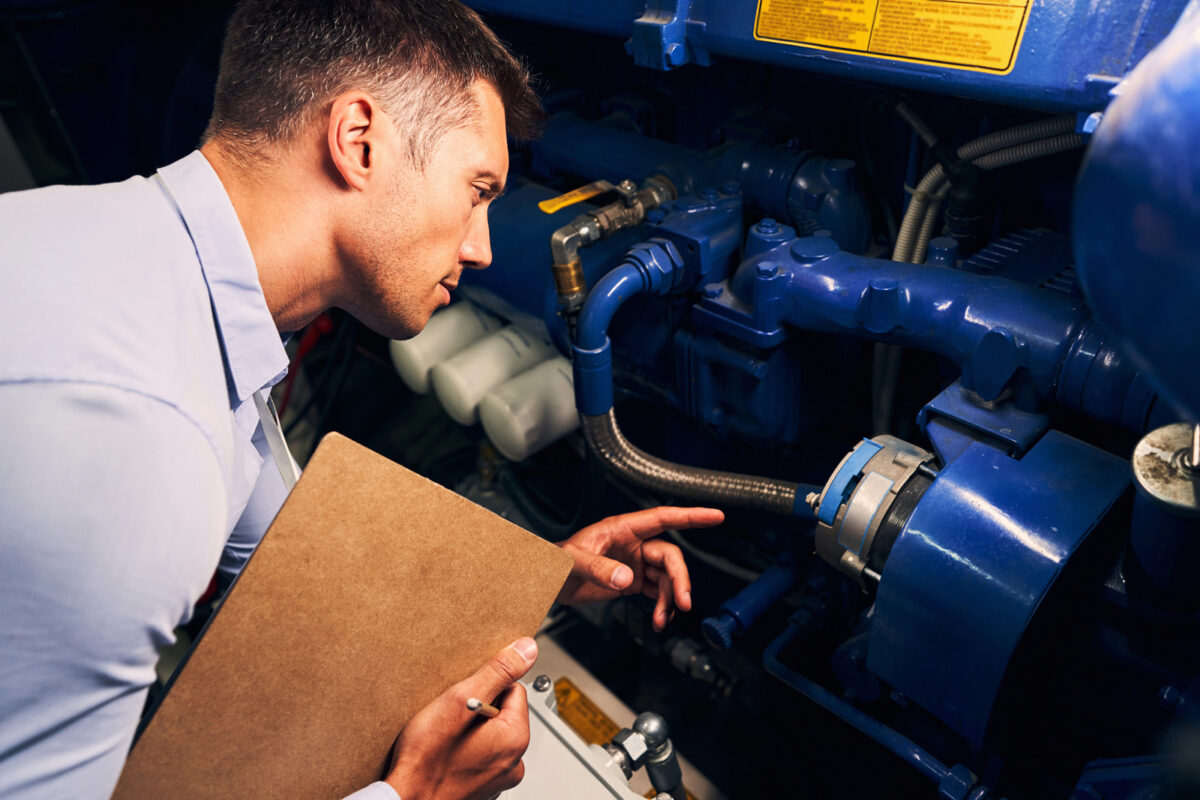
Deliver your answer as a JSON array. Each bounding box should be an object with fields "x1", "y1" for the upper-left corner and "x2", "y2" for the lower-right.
[
  {"x1": 538, "y1": 181, "x2": 610, "y2": 215},
  {"x1": 553, "y1": 677, "x2": 621, "y2": 745},
  {"x1": 553, "y1": 678, "x2": 696, "y2": 800},
  {"x1": 754, "y1": 0, "x2": 1031, "y2": 74}
]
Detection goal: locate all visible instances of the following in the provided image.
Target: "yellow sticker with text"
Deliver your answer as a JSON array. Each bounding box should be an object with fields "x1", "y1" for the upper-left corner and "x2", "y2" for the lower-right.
[
  {"x1": 755, "y1": 0, "x2": 1032, "y2": 74},
  {"x1": 538, "y1": 181, "x2": 611, "y2": 215}
]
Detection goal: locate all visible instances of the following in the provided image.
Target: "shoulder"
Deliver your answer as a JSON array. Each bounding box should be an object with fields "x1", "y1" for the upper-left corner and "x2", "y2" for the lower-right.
[{"x1": 0, "y1": 174, "x2": 229, "y2": 420}]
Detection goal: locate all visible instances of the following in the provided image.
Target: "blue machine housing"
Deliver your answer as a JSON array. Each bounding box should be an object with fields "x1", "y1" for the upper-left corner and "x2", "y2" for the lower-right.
[
  {"x1": 869, "y1": 432, "x2": 1131, "y2": 747},
  {"x1": 452, "y1": 2, "x2": 1200, "y2": 796},
  {"x1": 470, "y1": 0, "x2": 1188, "y2": 111}
]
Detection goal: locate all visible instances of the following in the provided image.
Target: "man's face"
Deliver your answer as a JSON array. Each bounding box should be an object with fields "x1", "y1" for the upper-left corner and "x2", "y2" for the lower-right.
[{"x1": 341, "y1": 79, "x2": 509, "y2": 339}]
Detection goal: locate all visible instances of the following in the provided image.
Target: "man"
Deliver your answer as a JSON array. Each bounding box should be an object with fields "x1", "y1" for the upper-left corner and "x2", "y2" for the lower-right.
[{"x1": 0, "y1": 1, "x2": 723, "y2": 798}]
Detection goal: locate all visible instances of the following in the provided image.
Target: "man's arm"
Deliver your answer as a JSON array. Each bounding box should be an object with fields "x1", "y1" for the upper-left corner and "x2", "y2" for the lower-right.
[{"x1": 0, "y1": 381, "x2": 228, "y2": 798}]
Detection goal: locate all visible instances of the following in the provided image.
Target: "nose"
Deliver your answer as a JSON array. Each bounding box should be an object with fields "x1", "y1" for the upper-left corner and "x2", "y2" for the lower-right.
[{"x1": 460, "y1": 209, "x2": 493, "y2": 270}]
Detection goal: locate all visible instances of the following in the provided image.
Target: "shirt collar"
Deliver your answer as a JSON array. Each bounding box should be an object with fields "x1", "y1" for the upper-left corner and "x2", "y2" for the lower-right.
[{"x1": 156, "y1": 150, "x2": 289, "y2": 406}]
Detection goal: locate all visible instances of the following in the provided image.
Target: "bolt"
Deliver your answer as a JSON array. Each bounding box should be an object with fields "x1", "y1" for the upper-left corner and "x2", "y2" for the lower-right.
[
  {"x1": 702, "y1": 284, "x2": 723, "y2": 299},
  {"x1": 532, "y1": 674, "x2": 552, "y2": 693},
  {"x1": 720, "y1": 180, "x2": 741, "y2": 195},
  {"x1": 646, "y1": 208, "x2": 667, "y2": 225},
  {"x1": 756, "y1": 261, "x2": 778, "y2": 279},
  {"x1": 700, "y1": 186, "x2": 720, "y2": 203},
  {"x1": 619, "y1": 179, "x2": 637, "y2": 193},
  {"x1": 756, "y1": 217, "x2": 780, "y2": 235}
]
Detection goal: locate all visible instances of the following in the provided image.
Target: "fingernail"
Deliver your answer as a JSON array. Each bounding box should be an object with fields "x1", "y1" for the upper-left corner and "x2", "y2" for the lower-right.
[
  {"x1": 611, "y1": 565, "x2": 633, "y2": 588},
  {"x1": 684, "y1": 590, "x2": 692, "y2": 604},
  {"x1": 514, "y1": 637, "x2": 538, "y2": 664}
]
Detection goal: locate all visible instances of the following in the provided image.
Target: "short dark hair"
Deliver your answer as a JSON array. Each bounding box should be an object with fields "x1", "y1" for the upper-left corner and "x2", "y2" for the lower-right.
[{"x1": 203, "y1": 0, "x2": 542, "y2": 167}]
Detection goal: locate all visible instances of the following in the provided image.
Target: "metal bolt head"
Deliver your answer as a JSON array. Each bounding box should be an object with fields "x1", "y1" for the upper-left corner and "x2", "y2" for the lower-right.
[
  {"x1": 702, "y1": 284, "x2": 723, "y2": 299},
  {"x1": 756, "y1": 261, "x2": 778, "y2": 279},
  {"x1": 700, "y1": 186, "x2": 720, "y2": 202},
  {"x1": 532, "y1": 674, "x2": 552, "y2": 692},
  {"x1": 619, "y1": 179, "x2": 637, "y2": 193},
  {"x1": 756, "y1": 217, "x2": 780, "y2": 235}
]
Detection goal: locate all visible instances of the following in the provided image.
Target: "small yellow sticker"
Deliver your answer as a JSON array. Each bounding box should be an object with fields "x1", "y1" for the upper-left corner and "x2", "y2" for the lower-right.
[
  {"x1": 538, "y1": 181, "x2": 611, "y2": 215},
  {"x1": 755, "y1": 0, "x2": 1032, "y2": 75},
  {"x1": 553, "y1": 677, "x2": 696, "y2": 800},
  {"x1": 553, "y1": 676, "x2": 621, "y2": 745}
]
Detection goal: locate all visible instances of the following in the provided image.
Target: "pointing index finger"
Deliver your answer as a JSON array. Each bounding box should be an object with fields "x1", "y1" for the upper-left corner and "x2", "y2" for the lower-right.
[{"x1": 618, "y1": 507, "x2": 725, "y2": 540}]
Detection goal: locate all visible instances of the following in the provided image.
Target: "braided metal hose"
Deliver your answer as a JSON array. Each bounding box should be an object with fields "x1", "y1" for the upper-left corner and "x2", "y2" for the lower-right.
[
  {"x1": 892, "y1": 116, "x2": 1078, "y2": 263},
  {"x1": 909, "y1": 133, "x2": 1086, "y2": 264},
  {"x1": 582, "y1": 410, "x2": 803, "y2": 515}
]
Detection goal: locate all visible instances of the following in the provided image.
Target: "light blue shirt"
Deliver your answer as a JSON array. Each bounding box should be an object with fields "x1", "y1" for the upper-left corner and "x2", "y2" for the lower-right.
[{"x1": 0, "y1": 152, "x2": 397, "y2": 800}]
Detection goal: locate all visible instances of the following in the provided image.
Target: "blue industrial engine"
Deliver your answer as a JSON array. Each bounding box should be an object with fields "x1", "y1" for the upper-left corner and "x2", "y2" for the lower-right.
[
  {"x1": 435, "y1": 1, "x2": 1200, "y2": 797},
  {"x1": 7, "y1": 0, "x2": 1200, "y2": 796}
]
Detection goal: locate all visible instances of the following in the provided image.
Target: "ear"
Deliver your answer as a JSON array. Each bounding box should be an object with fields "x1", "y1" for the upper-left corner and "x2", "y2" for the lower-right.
[{"x1": 327, "y1": 90, "x2": 384, "y2": 191}]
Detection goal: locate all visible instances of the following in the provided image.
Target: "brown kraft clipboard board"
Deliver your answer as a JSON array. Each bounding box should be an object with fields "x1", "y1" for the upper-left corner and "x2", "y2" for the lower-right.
[{"x1": 112, "y1": 432, "x2": 573, "y2": 799}]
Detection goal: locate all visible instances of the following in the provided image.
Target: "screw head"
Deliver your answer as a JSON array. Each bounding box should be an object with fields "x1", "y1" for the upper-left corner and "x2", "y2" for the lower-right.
[
  {"x1": 702, "y1": 284, "x2": 723, "y2": 299},
  {"x1": 532, "y1": 674, "x2": 552, "y2": 692},
  {"x1": 700, "y1": 186, "x2": 720, "y2": 202},
  {"x1": 756, "y1": 261, "x2": 778, "y2": 279},
  {"x1": 757, "y1": 217, "x2": 780, "y2": 235}
]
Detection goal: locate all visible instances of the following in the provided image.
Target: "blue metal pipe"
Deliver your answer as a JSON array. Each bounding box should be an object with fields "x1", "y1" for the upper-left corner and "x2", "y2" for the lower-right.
[
  {"x1": 716, "y1": 235, "x2": 1154, "y2": 428},
  {"x1": 576, "y1": 267, "x2": 655, "y2": 351},
  {"x1": 702, "y1": 565, "x2": 798, "y2": 650},
  {"x1": 763, "y1": 625, "x2": 952, "y2": 786},
  {"x1": 573, "y1": 239, "x2": 686, "y2": 414}
]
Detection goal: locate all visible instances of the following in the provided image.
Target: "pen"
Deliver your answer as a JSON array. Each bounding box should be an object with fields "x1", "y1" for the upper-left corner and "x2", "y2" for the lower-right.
[{"x1": 466, "y1": 697, "x2": 500, "y2": 718}]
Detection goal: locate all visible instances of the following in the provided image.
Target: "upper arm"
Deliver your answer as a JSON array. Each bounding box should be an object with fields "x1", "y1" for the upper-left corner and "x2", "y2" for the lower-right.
[{"x1": 0, "y1": 381, "x2": 228, "y2": 798}]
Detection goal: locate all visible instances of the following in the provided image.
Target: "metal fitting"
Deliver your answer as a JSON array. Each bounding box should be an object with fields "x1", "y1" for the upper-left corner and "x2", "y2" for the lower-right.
[
  {"x1": 531, "y1": 674, "x2": 552, "y2": 693},
  {"x1": 812, "y1": 436, "x2": 936, "y2": 588}
]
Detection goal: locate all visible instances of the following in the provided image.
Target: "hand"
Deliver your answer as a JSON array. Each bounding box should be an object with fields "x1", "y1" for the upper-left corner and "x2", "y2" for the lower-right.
[
  {"x1": 556, "y1": 506, "x2": 724, "y2": 631},
  {"x1": 385, "y1": 637, "x2": 538, "y2": 800}
]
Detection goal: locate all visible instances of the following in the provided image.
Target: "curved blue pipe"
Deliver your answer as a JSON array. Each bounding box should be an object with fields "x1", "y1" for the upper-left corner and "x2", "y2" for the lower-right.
[
  {"x1": 726, "y1": 236, "x2": 1154, "y2": 428},
  {"x1": 574, "y1": 240, "x2": 686, "y2": 415},
  {"x1": 576, "y1": 265, "x2": 650, "y2": 351}
]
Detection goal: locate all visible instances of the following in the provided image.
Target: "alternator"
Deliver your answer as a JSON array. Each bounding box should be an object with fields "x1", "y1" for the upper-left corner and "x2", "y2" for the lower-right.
[{"x1": 809, "y1": 436, "x2": 937, "y2": 588}]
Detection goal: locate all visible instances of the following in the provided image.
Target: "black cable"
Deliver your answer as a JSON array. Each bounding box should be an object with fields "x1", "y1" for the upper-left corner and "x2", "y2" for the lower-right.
[{"x1": 499, "y1": 446, "x2": 602, "y2": 540}]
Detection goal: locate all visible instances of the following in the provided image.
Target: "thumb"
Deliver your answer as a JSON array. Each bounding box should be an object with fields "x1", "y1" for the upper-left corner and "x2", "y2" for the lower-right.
[
  {"x1": 462, "y1": 637, "x2": 538, "y2": 703},
  {"x1": 570, "y1": 548, "x2": 634, "y2": 591}
]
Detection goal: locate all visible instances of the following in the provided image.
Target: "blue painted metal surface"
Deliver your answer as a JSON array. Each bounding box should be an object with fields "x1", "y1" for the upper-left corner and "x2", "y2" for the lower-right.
[
  {"x1": 469, "y1": 0, "x2": 1188, "y2": 112},
  {"x1": 693, "y1": 235, "x2": 1154, "y2": 428},
  {"x1": 571, "y1": 191, "x2": 745, "y2": 415},
  {"x1": 817, "y1": 439, "x2": 883, "y2": 525},
  {"x1": 1074, "y1": 1, "x2": 1200, "y2": 420},
  {"x1": 701, "y1": 565, "x2": 796, "y2": 649},
  {"x1": 867, "y1": 431, "x2": 1130, "y2": 745},
  {"x1": 918, "y1": 380, "x2": 1051, "y2": 464},
  {"x1": 531, "y1": 113, "x2": 872, "y2": 253}
]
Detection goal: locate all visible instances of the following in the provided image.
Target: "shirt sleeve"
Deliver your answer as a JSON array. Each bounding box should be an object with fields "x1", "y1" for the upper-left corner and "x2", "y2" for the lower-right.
[
  {"x1": 0, "y1": 381, "x2": 228, "y2": 799},
  {"x1": 342, "y1": 781, "x2": 402, "y2": 800}
]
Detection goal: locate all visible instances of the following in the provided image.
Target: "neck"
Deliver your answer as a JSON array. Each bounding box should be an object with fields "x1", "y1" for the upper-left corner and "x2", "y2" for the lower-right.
[{"x1": 199, "y1": 140, "x2": 341, "y2": 332}]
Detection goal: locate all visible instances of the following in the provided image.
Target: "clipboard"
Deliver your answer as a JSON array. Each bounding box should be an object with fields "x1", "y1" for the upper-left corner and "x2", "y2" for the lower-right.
[{"x1": 113, "y1": 433, "x2": 573, "y2": 799}]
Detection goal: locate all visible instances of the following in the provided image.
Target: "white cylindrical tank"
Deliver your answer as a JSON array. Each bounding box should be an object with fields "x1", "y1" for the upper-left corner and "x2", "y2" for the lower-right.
[
  {"x1": 389, "y1": 302, "x2": 501, "y2": 394},
  {"x1": 480, "y1": 357, "x2": 579, "y2": 462},
  {"x1": 430, "y1": 326, "x2": 556, "y2": 425}
]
